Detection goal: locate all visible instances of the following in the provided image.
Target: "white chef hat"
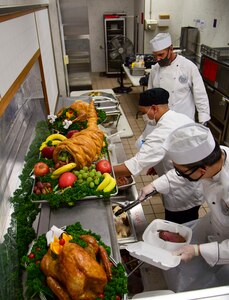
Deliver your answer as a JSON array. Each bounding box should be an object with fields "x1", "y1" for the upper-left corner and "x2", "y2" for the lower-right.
[
  {"x1": 163, "y1": 123, "x2": 216, "y2": 164},
  {"x1": 150, "y1": 33, "x2": 172, "y2": 52}
]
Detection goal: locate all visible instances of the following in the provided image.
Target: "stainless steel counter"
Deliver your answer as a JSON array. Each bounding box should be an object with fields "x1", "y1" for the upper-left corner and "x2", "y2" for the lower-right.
[{"x1": 37, "y1": 199, "x2": 121, "y2": 262}]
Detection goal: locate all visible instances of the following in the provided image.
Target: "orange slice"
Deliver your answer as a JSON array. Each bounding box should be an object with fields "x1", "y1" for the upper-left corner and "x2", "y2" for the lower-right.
[{"x1": 62, "y1": 232, "x2": 73, "y2": 242}]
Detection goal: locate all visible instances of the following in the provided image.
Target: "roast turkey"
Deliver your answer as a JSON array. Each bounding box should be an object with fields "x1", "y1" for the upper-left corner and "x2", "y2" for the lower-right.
[{"x1": 41, "y1": 235, "x2": 111, "y2": 300}]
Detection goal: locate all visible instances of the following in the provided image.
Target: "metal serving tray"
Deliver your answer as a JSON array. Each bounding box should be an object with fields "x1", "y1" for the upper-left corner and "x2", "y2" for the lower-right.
[
  {"x1": 30, "y1": 151, "x2": 118, "y2": 204},
  {"x1": 117, "y1": 175, "x2": 136, "y2": 191},
  {"x1": 112, "y1": 200, "x2": 138, "y2": 244},
  {"x1": 30, "y1": 177, "x2": 118, "y2": 204},
  {"x1": 80, "y1": 90, "x2": 118, "y2": 100},
  {"x1": 101, "y1": 110, "x2": 122, "y2": 128}
]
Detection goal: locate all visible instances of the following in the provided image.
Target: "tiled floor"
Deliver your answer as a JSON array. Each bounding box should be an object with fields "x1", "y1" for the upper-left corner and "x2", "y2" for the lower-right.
[{"x1": 91, "y1": 72, "x2": 210, "y2": 225}]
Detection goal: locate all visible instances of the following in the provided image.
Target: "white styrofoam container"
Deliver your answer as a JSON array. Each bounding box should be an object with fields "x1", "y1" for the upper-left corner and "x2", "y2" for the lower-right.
[
  {"x1": 125, "y1": 241, "x2": 181, "y2": 270},
  {"x1": 125, "y1": 219, "x2": 192, "y2": 270},
  {"x1": 143, "y1": 219, "x2": 192, "y2": 251}
]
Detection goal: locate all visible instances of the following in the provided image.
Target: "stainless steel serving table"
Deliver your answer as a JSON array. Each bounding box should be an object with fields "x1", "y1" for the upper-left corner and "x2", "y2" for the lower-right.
[{"x1": 36, "y1": 198, "x2": 121, "y2": 262}]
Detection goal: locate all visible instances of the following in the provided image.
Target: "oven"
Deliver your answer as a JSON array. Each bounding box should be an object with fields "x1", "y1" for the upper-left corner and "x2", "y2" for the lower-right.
[{"x1": 205, "y1": 84, "x2": 229, "y2": 144}]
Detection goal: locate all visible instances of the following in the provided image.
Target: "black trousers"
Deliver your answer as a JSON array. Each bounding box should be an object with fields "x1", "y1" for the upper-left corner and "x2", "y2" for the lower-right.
[{"x1": 165, "y1": 205, "x2": 201, "y2": 224}]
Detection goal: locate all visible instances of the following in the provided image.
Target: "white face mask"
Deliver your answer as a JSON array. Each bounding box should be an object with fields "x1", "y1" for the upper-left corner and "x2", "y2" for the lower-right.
[
  {"x1": 142, "y1": 107, "x2": 156, "y2": 126},
  {"x1": 142, "y1": 113, "x2": 150, "y2": 122},
  {"x1": 148, "y1": 119, "x2": 157, "y2": 126}
]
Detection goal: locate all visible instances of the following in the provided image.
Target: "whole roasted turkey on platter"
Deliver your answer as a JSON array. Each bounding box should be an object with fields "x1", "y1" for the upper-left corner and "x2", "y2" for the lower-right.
[
  {"x1": 53, "y1": 100, "x2": 105, "y2": 169},
  {"x1": 41, "y1": 235, "x2": 112, "y2": 300}
]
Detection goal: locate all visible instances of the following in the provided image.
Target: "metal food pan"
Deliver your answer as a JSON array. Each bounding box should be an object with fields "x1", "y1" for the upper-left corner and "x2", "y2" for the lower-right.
[
  {"x1": 130, "y1": 67, "x2": 145, "y2": 76},
  {"x1": 112, "y1": 200, "x2": 138, "y2": 244},
  {"x1": 80, "y1": 90, "x2": 118, "y2": 100},
  {"x1": 117, "y1": 175, "x2": 136, "y2": 191},
  {"x1": 101, "y1": 111, "x2": 122, "y2": 128}
]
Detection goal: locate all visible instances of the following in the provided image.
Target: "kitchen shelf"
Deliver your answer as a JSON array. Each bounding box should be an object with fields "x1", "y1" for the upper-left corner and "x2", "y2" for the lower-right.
[
  {"x1": 64, "y1": 34, "x2": 89, "y2": 41},
  {"x1": 104, "y1": 14, "x2": 126, "y2": 75}
]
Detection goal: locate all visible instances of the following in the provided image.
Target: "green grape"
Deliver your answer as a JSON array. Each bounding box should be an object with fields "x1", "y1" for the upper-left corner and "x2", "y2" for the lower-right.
[
  {"x1": 90, "y1": 164, "x2": 96, "y2": 169},
  {"x1": 82, "y1": 173, "x2": 88, "y2": 179},
  {"x1": 73, "y1": 170, "x2": 79, "y2": 175},
  {"x1": 96, "y1": 171, "x2": 102, "y2": 177},
  {"x1": 94, "y1": 178, "x2": 100, "y2": 185},
  {"x1": 77, "y1": 173, "x2": 82, "y2": 179},
  {"x1": 89, "y1": 171, "x2": 95, "y2": 177},
  {"x1": 87, "y1": 177, "x2": 93, "y2": 183},
  {"x1": 79, "y1": 169, "x2": 85, "y2": 174},
  {"x1": 78, "y1": 179, "x2": 83, "y2": 184},
  {"x1": 89, "y1": 182, "x2": 95, "y2": 188},
  {"x1": 83, "y1": 166, "x2": 88, "y2": 171}
]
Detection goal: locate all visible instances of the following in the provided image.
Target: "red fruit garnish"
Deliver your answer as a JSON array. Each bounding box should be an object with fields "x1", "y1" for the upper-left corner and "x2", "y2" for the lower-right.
[
  {"x1": 28, "y1": 253, "x2": 35, "y2": 259},
  {"x1": 59, "y1": 238, "x2": 65, "y2": 246}
]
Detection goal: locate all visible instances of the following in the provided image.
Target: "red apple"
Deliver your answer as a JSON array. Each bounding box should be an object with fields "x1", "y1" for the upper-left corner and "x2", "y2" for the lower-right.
[
  {"x1": 41, "y1": 146, "x2": 55, "y2": 159},
  {"x1": 95, "y1": 159, "x2": 112, "y2": 174},
  {"x1": 34, "y1": 162, "x2": 50, "y2": 177},
  {"x1": 67, "y1": 130, "x2": 79, "y2": 139},
  {"x1": 58, "y1": 172, "x2": 77, "y2": 189}
]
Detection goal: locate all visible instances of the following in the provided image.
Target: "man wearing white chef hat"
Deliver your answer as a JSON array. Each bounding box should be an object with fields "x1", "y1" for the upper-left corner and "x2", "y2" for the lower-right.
[
  {"x1": 140, "y1": 123, "x2": 229, "y2": 290},
  {"x1": 114, "y1": 88, "x2": 204, "y2": 224},
  {"x1": 148, "y1": 32, "x2": 210, "y2": 125},
  {"x1": 150, "y1": 32, "x2": 172, "y2": 53}
]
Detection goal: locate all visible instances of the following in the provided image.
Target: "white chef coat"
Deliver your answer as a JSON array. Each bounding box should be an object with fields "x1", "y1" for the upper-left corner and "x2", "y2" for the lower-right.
[
  {"x1": 154, "y1": 146, "x2": 229, "y2": 266},
  {"x1": 148, "y1": 55, "x2": 210, "y2": 123},
  {"x1": 124, "y1": 110, "x2": 203, "y2": 211}
]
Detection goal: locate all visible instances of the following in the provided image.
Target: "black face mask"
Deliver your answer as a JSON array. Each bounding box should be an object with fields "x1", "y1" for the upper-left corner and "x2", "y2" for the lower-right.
[
  {"x1": 184, "y1": 173, "x2": 204, "y2": 182},
  {"x1": 158, "y1": 50, "x2": 170, "y2": 67},
  {"x1": 174, "y1": 166, "x2": 205, "y2": 182}
]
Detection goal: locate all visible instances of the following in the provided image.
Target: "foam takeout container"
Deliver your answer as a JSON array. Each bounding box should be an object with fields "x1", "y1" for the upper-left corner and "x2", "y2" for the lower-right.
[{"x1": 125, "y1": 219, "x2": 192, "y2": 270}]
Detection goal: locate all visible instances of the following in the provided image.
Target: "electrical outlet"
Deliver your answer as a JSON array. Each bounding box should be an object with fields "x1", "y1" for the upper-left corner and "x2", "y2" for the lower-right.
[{"x1": 194, "y1": 19, "x2": 201, "y2": 28}]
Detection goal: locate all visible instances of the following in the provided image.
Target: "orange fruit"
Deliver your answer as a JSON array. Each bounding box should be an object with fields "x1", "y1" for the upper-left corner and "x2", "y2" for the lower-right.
[{"x1": 50, "y1": 241, "x2": 62, "y2": 255}]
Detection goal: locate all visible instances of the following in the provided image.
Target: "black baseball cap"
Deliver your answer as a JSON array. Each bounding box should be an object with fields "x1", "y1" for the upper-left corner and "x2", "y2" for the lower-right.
[{"x1": 139, "y1": 88, "x2": 169, "y2": 106}]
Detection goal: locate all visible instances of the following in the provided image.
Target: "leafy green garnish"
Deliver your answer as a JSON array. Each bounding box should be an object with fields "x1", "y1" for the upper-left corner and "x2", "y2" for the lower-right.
[
  {"x1": 0, "y1": 121, "x2": 50, "y2": 298},
  {"x1": 30, "y1": 179, "x2": 115, "y2": 208}
]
